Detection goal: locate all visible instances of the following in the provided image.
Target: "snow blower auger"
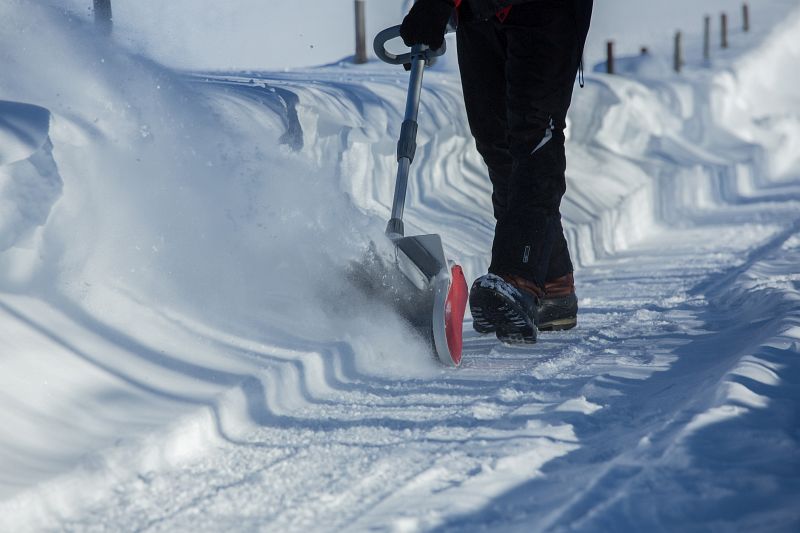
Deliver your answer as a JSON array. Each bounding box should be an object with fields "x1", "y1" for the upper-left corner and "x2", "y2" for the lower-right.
[{"x1": 368, "y1": 25, "x2": 468, "y2": 367}]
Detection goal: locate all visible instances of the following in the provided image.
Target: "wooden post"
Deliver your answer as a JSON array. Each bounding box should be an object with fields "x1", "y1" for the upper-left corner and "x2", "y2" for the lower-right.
[
  {"x1": 703, "y1": 15, "x2": 711, "y2": 62},
  {"x1": 721, "y1": 12, "x2": 729, "y2": 49},
  {"x1": 743, "y1": 3, "x2": 750, "y2": 32},
  {"x1": 606, "y1": 41, "x2": 614, "y2": 74},
  {"x1": 354, "y1": 0, "x2": 368, "y2": 64},
  {"x1": 674, "y1": 31, "x2": 683, "y2": 73},
  {"x1": 93, "y1": 0, "x2": 112, "y2": 36}
]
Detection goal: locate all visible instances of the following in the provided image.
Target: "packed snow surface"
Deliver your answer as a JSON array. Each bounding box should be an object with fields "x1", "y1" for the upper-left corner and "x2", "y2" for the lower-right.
[{"x1": 2, "y1": 0, "x2": 799, "y2": 531}]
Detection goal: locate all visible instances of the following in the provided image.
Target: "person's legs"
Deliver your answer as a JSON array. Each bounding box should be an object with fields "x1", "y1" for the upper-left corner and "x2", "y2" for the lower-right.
[
  {"x1": 456, "y1": 9, "x2": 513, "y2": 221},
  {"x1": 464, "y1": 1, "x2": 592, "y2": 342},
  {"x1": 489, "y1": 0, "x2": 584, "y2": 287}
]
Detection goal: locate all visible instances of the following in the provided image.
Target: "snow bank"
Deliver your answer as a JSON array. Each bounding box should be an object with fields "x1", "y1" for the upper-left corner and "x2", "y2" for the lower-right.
[
  {"x1": 0, "y1": 101, "x2": 62, "y2": 253},
  {"x1": 1, "y1": 1, "x2": 398, "y2": 333},
  {"x1": 0, "y1": 100, "x2": 50, "y2": 166},
  {"x1": 0, "y1": 0, "x2": 434, "y2": 508}
]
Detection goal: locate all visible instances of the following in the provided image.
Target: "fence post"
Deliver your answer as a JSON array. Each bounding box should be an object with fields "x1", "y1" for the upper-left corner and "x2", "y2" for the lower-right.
[
  {"x1": 354, "y1": 0, "x2": 368, "y2": 64},
  {"x1": 703, "y1": 15, "x2": 711, "y2": 62},
  {"x1": 721, "y1": 12, "x2": 729, "y2": 49},
  {"x1": 606, "y1": 41, "x2": 614, "y2": 74},
  {"x1": 93, "y1": 0, "x2": 112, "y2": 36},
  {"x1": 674, "y1": 31, "x2": 683, "y2": 73},
  {"x1": 743, "y1": 3, "x2": 750, "y2": 32}
]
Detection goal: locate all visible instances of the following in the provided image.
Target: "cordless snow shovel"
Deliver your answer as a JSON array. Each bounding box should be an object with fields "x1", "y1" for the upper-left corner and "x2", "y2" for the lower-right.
[{"x1": 367, "y1": 25, "x2": 468, "y2": 366}]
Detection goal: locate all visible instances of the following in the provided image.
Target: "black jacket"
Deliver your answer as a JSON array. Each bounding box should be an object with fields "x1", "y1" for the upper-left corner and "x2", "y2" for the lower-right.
[
  {"x1": 463, "y1": 0, "x2": 536, "y2": 21},
  {"x1": 464, "y1": 0, "x2": 591, "y2": 23}
]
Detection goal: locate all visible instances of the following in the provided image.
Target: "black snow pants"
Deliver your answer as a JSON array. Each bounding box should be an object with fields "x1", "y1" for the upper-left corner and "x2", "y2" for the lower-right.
[{"x1": 457, "y1": 0, "x2": 592, "y2": 287}]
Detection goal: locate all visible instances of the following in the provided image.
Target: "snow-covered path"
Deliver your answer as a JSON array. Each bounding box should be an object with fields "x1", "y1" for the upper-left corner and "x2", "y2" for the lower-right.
[
  {"x1": 2, "y1": 1, "x2": 800, "y2": 531},
  {"x1": 37, "y1": 173, "x2": 799, "y2": 532}
]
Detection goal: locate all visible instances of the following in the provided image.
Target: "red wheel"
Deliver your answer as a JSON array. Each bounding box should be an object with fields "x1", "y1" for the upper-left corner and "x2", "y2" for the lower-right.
[
  {"x1": 432, "y1": 264, "x2": 468, "y2": 366},
  {"x1": 445, "y1": 265, "x2": 468, "y2": 365}
]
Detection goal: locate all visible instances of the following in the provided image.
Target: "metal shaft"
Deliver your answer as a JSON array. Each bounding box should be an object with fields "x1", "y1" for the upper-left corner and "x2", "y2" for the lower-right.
[{"x1": 386, "y1": 50, "x2": 426, "y2": 237}]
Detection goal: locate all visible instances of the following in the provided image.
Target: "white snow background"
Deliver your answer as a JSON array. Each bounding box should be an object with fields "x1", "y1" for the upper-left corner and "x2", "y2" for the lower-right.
[{"x1": 1, "y1": 0, "x2": 799, "y2": 531}]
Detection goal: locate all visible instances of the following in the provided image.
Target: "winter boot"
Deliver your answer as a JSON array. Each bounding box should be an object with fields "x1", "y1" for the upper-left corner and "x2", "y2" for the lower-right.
[
  {"x1": 538, "y1": 273, "x2": 578, "y2": 331},
  {"x1": 469, "y1": 273, "x2": 540, "y2": 344}
]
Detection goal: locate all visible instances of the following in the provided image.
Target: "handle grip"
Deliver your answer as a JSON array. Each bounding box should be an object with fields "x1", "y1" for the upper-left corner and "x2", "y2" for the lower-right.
[{"x1": 373, "y1": 25, "x2": 447, "y2": 66}]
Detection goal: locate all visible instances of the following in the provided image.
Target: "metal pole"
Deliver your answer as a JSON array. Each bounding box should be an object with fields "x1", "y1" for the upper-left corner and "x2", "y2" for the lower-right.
[
  {"x1": 606, "y1": 41, "x2": 614, "y2": 75},
  {"x1": 93, "y1": 0, "x2": 112, "y2": 36},
  {"x1": 388, "y1": 52, "x2": 426, "y2": 232},
  {"x1": 721, "y1": 13, "x2": 729, "y2": 49},
  {"x1": 743, "y1": 3, "x2": 750, "y2": 32},
  {"x1": 674, "y1": 31, "x2": 683, "y2": 73},
  {"x1": 704, "y1": 15, "x2": 711, "y2": 62},
  {"x1": 355, "y1": 0, "x2": 368, "y2": 64}
]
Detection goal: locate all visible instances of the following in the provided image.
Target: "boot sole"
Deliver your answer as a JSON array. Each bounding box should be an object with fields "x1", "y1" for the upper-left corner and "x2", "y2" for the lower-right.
[
  {"x1": 470, "y1": 285, "x2": 537, "y2": 344},
  {"x1": 475, "y1": 312, "x2": 575, "y2": 334}
]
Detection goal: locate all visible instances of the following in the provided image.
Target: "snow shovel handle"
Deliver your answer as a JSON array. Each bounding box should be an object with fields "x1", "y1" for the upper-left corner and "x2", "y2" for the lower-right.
[
  {"x1": 375, "y1": 26, "x2": 447, "y2": 237},
  {"x1": 373, "y1": 26, "x2": 447, "y2": 66}
]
